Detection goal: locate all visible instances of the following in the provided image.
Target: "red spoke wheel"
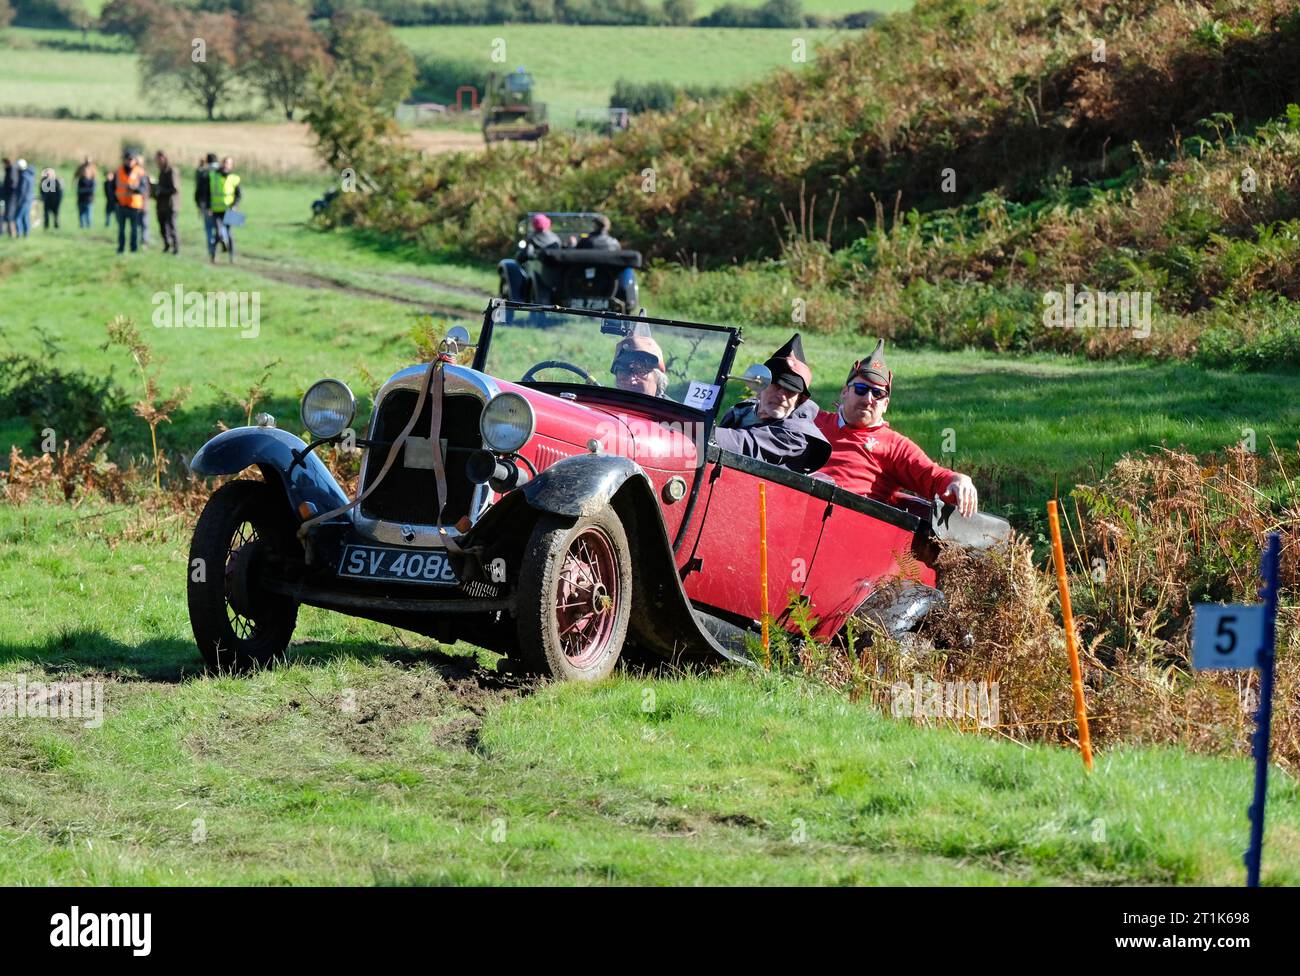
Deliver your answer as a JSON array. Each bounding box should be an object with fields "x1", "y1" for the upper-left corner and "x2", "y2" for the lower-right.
[
  {"x1": 187, "y1": 480, "x2": 299, "y2": 672},
  {"x1": 515, "y1": 508, "x2": 632, "y2": 681}
]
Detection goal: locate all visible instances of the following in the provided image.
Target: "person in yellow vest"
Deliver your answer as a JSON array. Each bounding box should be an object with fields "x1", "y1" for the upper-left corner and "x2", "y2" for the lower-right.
[
  {"x1": 207, "y1": 156, "x2": 242, "y2": 263},
  {"x1": 114, "y1": 150, "x2": 147, "y2": 254}
]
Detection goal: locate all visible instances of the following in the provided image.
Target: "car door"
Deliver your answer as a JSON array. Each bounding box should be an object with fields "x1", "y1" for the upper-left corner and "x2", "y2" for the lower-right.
[
  {"x1": 678, "y1": 445, "x2": 931, "y2": 640},
  {"x1": 678, "y1": 447, "x2": 829, "y2": 627},
  {"x1": 796, "y1": 490, "x2": 929, "y2": 640}
]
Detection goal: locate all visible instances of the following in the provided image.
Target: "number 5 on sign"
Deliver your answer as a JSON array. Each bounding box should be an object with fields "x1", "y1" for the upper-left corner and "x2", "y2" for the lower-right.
[{"x1": 1192, "y1": 604, "x2": 1266, "y2": 671}]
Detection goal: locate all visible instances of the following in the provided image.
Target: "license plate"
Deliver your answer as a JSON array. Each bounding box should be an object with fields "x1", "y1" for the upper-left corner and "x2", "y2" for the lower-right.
[
  {"x1": 337, "y1": 544, "x2": 458, "y2": 586},
  {"x1": 568, "y1": 297, "x2": 609, "y2": 310}
]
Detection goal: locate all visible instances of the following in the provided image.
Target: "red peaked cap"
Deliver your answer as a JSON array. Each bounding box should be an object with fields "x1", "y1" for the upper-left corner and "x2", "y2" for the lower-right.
[
  {"x1": 765, "y1": 333, "x2": 813, "y2": 394},
  {"x1": 848, "y1": 338, "x2": 891, "y2": 390}
]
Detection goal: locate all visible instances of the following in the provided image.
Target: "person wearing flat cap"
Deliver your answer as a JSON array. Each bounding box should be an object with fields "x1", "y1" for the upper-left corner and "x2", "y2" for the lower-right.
[
  {"x1": 610, "y1": 333, "x2": 669, "y2": 398},
  {"x1": 714, "y1": 333, "x2": 830, "y2": 474},
  {"x1": 813, "y1": 339, "x2": 978, "y2": 516}
]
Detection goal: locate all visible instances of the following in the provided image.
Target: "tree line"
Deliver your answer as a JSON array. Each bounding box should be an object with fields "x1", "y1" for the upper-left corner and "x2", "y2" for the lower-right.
[
  {"x1": 95, "y1": 0, "x2": 415, "y2": 121},
  {"x1": 3, "y1": 0, "x2": 882, "y2": 33},
  {"x1": 318, "y1": 0, "x2": 879, "y2": 28}
]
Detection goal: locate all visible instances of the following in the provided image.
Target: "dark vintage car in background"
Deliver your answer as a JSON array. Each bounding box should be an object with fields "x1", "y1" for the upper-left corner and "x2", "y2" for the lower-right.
[
  {"x1": 186, "y1": 301, "x2": 1008, "y2": 680},
  {"x1": 498, "y1": 212, "x2": 641, "y2": 313}
]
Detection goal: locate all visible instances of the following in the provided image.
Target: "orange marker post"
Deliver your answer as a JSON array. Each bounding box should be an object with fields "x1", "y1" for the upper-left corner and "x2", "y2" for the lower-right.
[
  {"x1": 1047, "y1": 499, "x2": 1093, "y2": 770},
  {"x1": 758, "y1": 483, "x2": 770, "y2": 667}
]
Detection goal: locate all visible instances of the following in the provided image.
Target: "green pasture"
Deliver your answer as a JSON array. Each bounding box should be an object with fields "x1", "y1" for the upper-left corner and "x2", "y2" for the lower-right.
[
  {"x1": 2, "y1": 164, "x2": 1299, "y2": 887},
  {"x1": 0, "y1": 503, "x2": 1296, "y2": 885},
  {"x1": 397, "y1": 24, "x2": 851, "y2": 126},
  {"x1": 2, "y1": 23, "x2": 857, "y2": 129},
  {"x1": 2, "y1": 174, "x2": 1299, "y2": 515}
]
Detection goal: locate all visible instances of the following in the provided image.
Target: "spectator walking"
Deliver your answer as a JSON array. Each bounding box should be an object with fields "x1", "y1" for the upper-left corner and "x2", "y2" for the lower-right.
[
  {"x1": 154, "y1": 150, "x2": 180, "y2": 254},
  {"x1": 196, "y1": 153, "x2": 216, "y2": 255},
  {"x1": 40, "y1": 168, "x2": 64, "y2": 230},
  {"x1": 208, "y1": 155, "x2": 242, "y2": 263},
  {"x1": 11, "y1": 160, "x2": 35, "y2": 237},
  {"x1": 2, "y1": 158, "x2": 13, "y2": 237},
  {"x1": 114, "y1": 150, "x2": 147, "y2": 253},
  {"x1": 75, "y1": 158, "x2": 97, "y2": 229},
  {"x1": 104, "y1": 168, "x2": 117, "y2": 228}
]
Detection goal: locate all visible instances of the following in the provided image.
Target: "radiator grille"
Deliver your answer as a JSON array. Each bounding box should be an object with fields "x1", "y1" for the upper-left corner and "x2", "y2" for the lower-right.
[{"x1": 360, "y1": 391, "x2": 482, "y2": 525}]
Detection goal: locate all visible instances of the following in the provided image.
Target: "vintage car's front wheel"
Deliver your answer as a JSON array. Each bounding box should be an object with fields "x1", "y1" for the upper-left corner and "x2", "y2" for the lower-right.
[
  {"x1": 187, "y1": 479, "x2": 299, "y2": 672},
  {"x1": 515, "y1": 509, "x2": 632, "y2": 681}
]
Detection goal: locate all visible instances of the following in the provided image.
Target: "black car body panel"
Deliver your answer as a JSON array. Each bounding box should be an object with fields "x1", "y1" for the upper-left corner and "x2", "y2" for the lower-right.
[{"x1": 190, "y1": 426, "x2": 349, "y2": 515}]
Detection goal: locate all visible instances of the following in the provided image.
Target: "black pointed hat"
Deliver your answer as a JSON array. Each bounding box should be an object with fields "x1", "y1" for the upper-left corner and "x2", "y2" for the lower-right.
[
  {"x1": 848, "y1": 338, "x2": 891, "y2": 389},
  {"x1": 764, "y1": 333, "x2": 812, "y2": 394}
]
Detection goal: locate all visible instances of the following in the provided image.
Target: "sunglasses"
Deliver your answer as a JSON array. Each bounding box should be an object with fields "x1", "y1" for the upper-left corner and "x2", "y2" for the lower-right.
[
  {"x1": 850, "y1": 382, "x2": 890, "y2": 400},
  {"x1": 615, "y1": 363, "x2": 655, "y2": 378}
]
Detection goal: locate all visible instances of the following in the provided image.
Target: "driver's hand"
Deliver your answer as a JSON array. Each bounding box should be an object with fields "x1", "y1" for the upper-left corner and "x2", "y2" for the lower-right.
[{"x1": 942, "y1": 474, "x2": 978, "y2": 518}]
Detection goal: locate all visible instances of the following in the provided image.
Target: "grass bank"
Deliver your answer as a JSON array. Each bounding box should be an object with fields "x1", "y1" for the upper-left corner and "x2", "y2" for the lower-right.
[{"x1": 1, "y1": 502, "x2": 1296, "y2": 885}]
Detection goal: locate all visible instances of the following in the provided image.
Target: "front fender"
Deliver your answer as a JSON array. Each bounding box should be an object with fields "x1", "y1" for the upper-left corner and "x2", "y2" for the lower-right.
[
  {"x1": 618, "y1": 267, "x2": 638, "y2": 311},
  {"x1": 190, "y1": 426, "x2": 350, "y2": 515},
  {"x1": 497, "y1": 259, "x2": 528, "y2": 300},
  {"x1": 520, "y1": 453, "x2": 640, "y2": 518}
]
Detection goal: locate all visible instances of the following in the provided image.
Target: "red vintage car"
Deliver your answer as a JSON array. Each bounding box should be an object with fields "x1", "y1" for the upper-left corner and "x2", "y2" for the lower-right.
[{"x1": 186, "y1": 301, "x2": 1008, "y2": 680}]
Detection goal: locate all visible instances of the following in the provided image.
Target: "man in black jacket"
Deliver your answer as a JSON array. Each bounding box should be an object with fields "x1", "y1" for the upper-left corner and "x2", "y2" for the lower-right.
[
  {"x1": 714, "y1": 333, "x2": 830, "y2": 474},
  {"x1": 1, "y1": 158, "x2": 13, "y2": 238},
  {"x1": 195, "y1": 153, "x2": 216, "y2": 253},
  {"x1": 154, "y1": 151, "x2": 180, "y2": 254},
  {"x1": 577, "y1": 214, "x2": 620, "y2": 251}
]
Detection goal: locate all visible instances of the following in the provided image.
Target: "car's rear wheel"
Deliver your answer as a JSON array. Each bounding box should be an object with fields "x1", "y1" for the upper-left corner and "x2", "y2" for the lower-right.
[
  {"x1": 187, "y1": 479, "x2": 299, "y2": 672},
  {"x1": 515, "y1": 508, "x2": 632, "y2": 681}
]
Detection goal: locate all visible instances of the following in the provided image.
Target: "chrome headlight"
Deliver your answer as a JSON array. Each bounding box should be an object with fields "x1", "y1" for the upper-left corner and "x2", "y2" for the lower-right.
[
  {"x1": 480, "y1": 392, "x2": 535, "y2": 454},
  {"x1": 300, "y1": 378, "x2": 356, "y2": 440}
]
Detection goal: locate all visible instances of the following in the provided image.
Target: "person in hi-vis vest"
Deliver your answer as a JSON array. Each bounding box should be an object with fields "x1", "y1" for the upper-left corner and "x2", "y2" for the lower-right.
[
  {"x1": 114, "y1": 150, "x2": 147, "y2": 254},
  {"x1": 207, "y1": 156, "x2": 242, "y2": 262}
]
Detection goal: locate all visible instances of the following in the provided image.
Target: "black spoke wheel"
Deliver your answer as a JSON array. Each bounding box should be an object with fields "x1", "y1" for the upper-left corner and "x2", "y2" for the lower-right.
[
  {"x1": 515, "y1": 508, "x2": 632, "y2": 681},
  {"x1": 187, "y1": 479, "x2": 299, "y2": 672}
]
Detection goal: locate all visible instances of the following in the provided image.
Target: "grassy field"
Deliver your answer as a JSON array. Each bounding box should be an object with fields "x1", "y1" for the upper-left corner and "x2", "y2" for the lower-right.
[
  {"x1": 2, "y1": 24, "x2": 855, "y2": 133},
  {"x1": 692, "y1": 0, "x2": 912, "y2": 12},
  {"x1": 385, "y1": 25, "x2": 847, "y2": 128},
  {"x1": 0, "y1": 28, "x2": 203, "y2": 120},
  {"x1": 4, "y1": 176, "x2": 1300, "y2": 513},
  {"x1": 1, "y1": 504, "x2": 1297, "y2": 885},
  {"x1": 3, "y1": 174, "x2": 1299, "y2": 885}
]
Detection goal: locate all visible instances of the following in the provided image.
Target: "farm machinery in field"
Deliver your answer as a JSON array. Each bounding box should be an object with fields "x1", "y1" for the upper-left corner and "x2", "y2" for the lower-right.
[{"x1": 483, "y1": 68, "x2": 550, "y2": 144}]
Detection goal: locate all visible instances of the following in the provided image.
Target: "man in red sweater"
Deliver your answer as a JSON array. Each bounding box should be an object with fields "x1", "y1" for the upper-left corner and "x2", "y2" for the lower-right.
[{"x1": 813, "y1": 340, "x2": 979, "y2": 516}]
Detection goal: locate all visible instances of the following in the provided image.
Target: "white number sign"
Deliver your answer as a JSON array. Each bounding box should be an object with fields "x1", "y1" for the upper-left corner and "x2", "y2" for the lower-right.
[{"x1": 1192, "y1": 604, "x2": 1266, "y2": 671}]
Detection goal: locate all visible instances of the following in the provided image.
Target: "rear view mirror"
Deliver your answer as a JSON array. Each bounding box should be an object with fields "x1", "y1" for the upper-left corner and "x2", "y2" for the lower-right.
[
  {"x1": 727, "y1": 363, "x2": 770, "y2": 392},
  {"x1": 440, "y1": 325, "x2": 476, "y2": 356}
]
